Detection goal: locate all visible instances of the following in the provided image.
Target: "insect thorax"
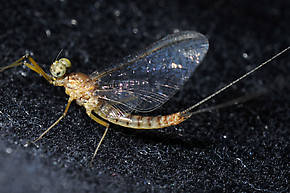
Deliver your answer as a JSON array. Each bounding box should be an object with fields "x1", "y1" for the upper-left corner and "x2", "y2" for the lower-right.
[{"x1": 56, "y1": 72, "x2": 98, "y2": 107}]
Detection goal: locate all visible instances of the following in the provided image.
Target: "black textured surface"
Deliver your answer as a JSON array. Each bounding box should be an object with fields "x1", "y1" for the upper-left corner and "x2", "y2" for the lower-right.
[{"x1": 0, "y1": 0, "x2": 289, "y2": 192}]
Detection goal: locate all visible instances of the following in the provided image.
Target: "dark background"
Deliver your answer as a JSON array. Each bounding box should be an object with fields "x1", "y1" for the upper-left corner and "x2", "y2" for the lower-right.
[{"x1": 0, "y1": 0, "x2": 289, "y2": 192}]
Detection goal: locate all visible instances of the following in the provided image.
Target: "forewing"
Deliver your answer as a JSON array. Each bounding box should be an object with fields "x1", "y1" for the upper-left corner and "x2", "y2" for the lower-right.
[{"x1": 93, "y1": 31, "x2": 209, "y2": 113}]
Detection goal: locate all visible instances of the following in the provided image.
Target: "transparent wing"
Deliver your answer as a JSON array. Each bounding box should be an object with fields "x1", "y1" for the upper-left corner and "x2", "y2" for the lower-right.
[{"x1": 93, "y1": 31, "x2": 209, "y2": 114}]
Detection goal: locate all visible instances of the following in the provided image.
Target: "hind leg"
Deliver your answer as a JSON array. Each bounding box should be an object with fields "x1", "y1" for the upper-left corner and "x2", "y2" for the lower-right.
[{"x1": 86, "y1": 111, "x2": 110, "y2": 165}]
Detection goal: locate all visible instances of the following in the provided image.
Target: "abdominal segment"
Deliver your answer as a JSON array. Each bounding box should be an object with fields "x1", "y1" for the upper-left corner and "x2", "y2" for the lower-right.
[{"x1": 98, "y1": 111, "x2": 186, "y2": 129}]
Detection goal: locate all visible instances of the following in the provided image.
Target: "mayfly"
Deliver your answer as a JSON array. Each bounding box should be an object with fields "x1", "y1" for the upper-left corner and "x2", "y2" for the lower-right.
[{"x1": 0, "y1": 31, "x2": 289, "y2": 164}]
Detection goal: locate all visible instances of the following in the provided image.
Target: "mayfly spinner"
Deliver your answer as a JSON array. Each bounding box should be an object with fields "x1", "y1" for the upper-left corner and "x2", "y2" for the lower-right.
[{"x1": 1, "y1": 31, "x2": 289, "y2": 164}]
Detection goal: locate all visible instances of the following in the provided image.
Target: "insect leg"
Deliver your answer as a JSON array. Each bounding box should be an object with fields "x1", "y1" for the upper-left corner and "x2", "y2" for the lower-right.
[
  {"x1": 90, "y1": 126, "x2": 109, "y2": 166},
  {"x1": 0, "y1": 55, "x2": 53, "y2": 83},
  {"x1": 86, "y1": 111, "x2": 109, "y2": 165},
  {"x1": 32, "y1": 97, "x2": 73, "y2": 143},
  {"x1": 0, "y1": 55, "x2": 27, "y2": 72},
  {"x1": 26, "y1": 56, "x2": 53, "y2": 82}
]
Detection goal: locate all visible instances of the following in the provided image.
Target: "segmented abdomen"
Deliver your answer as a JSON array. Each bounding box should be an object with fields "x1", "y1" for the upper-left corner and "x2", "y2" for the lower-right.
[
  {"x1": 116, "y1": 113, "x2": 186, "y2": 129},
  {"x1": 97, "y1": 110, "x2": 185, "y2": 129}
]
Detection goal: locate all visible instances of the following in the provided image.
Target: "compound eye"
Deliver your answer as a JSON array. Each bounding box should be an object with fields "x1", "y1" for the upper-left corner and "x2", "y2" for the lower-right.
[
  {"x1": 50, "y1": 61, "x2": 66, "y2": 78},
  {"x1": 50, "y1": 58, "x2": 72, "y2": 78},
  {"x1": 59, "y1": 58, "x2": 71, "y2": 68}
]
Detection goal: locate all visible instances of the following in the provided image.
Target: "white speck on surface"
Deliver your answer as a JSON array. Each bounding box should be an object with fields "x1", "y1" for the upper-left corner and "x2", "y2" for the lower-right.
[
  {"x1": 45, "y1": 29, "x2": 51, "y2": 37},
  {"x1": 173, "y1": 29, "x2": 180, "y2": 33},
  {"x1": 132, "y1": 28, "x2": 138, "y2": 34},
  {"x1": 242, "y1": 52, "x2": 249, "y2": 59},
  {"x1": 5, "y1": 147, "x2": 13, "y2": 154},
  {"x1": 236, "y1": 158, "x2": 247, "y2": 168},
  {"x1": 20, "y1": 71, "x2": 27, "y2": 77},
  {"x1": 71, "y1": 19, "x2": 78, "y2": 25},
  {"x1": 114, "y1": 9, "x2": 120, "y2": 17}
]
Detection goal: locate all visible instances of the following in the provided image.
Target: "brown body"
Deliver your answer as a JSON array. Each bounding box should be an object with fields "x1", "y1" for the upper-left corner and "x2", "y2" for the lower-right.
[{"x1": 54, "y1": 72, "x2": 188, "y2": 129}]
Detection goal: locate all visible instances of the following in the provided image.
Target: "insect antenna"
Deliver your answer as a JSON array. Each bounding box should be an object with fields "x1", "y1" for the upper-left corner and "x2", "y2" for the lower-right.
[
  {"x1": 182, "y1": 46, "x2": 290, "y2": 116},
  {"x1": 53, "y1": 49, "x2": 63, "y2": 62}
]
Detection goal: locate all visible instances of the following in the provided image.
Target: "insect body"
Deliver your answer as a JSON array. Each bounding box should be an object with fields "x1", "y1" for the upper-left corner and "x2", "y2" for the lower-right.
[
  {"x1": 61, "y1": 72, "x2": 189, "y2": 129},
  {"x1": 0, "y1": 31, "x2": 288, "y2": 164}
]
